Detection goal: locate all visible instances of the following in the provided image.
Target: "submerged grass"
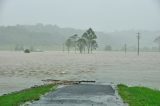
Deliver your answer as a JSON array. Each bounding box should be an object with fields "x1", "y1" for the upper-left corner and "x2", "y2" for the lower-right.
[
  {"x1": 118, "y1": 84, "x2": 160, "y2": 106},
  {"x1": 0, "y1": 84, "x2": 56, "y2": 106}
]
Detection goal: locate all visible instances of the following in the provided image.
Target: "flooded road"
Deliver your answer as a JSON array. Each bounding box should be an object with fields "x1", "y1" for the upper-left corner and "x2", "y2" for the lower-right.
[
  {"x1": 30, "y1": 84, "x2": 125, "y2": 106},
  {"x1": 0, "y1": 51, "x2": 160, "y2": 95}
]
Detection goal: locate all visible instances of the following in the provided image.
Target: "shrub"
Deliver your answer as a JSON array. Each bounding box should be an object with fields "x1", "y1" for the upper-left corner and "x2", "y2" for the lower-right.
[{"x1": 24, "y1": 49, "x2": 30, "y2": 53}]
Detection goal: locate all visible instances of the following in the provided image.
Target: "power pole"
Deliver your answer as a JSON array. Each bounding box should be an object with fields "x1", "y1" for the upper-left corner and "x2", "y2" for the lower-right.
[
  {"x1": 159, "y1": 43, "x2": 160, "y2": 52},
  {"x1": 137, "y1": 32, "x2": 140, "y2": 56},
  {"x1": 124, "y1": 43, "x2": 127, "y2": 56}
]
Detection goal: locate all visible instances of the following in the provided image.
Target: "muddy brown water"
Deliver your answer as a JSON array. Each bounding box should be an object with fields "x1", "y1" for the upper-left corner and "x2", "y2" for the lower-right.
[{"x1": 0, "y1": 51, "x2": 160, "y2": 95}]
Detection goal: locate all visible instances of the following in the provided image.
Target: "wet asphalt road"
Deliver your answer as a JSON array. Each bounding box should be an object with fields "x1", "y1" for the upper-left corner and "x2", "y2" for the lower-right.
[{"x1": 30, "y1": 84, "x2": 126, "y2": 106}]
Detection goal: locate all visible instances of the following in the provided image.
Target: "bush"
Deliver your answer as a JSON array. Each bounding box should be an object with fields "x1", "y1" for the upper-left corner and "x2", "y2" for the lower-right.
[{"x1": 24, "y1": 49, "x2": 30, "y2": 53}]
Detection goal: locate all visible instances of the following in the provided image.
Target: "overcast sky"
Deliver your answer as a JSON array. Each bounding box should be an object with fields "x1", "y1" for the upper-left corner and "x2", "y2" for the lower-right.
[{"x1": 0, "y1": 0, "x2": 160, "y2": 32}]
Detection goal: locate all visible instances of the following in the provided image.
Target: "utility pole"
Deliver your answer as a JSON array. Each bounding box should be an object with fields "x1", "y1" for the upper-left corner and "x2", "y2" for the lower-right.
[
  {"x1": 124, "y1": 43, "x2": 127, "y2": 56},
  {"x1": 137, "y1": 32, "x2": 140, "y2": 56},
  {"x1": 159, "y1": 42, "x2": 160, "y2": 52}
]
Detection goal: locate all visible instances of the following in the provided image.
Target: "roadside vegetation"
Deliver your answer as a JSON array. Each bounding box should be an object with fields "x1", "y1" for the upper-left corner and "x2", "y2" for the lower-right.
[
  {"x1": 118, "y1": 84, "x2": 160, "y2": 106},
  {"x1": 0, "y1": 84, "x2": 56, "y2": 106}
]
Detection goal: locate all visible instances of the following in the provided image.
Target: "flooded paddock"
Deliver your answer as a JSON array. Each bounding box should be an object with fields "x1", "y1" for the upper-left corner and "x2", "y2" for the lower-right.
[{"x1": 0, "y1": 51, "x2": 160, "y2": 95}]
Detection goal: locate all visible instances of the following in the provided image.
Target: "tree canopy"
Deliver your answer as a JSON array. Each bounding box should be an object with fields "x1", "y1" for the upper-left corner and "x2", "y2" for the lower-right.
[{"x1": 65, "y1": 28, "x2": 98, "y2": 54}]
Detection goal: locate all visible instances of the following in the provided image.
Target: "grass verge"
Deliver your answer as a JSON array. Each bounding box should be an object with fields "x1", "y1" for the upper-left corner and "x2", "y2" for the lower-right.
[
  {"x1": 118, "y1": 84, "x2": 160, "y2": 106},
  {"x1": 0, "y1": 84, "x2": 56, "y2": 106}
]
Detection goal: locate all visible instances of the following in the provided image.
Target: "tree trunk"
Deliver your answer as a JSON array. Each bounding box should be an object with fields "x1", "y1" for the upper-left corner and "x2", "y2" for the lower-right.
[
  {"x1": 83, "y1": 47, "x2": 85, "y2": 54},
  {"x1": 75, "y1": 46, "x2": 76, "y2": 54},
  {"x1": 80, "y1": 48, "x2": 82, "y2": 54},
  {"x1": 88, "y1": 42, "x2": 91, "y2": 54},
  {"x1": 91, "y1": 45, "x2": 93, "y2": 53},
  {"x1": 87, "y1": 47, "x2": 90, "y2": 54},
  {"x1": 67, "y1": 47, "x2": 70, "y2": 54}
]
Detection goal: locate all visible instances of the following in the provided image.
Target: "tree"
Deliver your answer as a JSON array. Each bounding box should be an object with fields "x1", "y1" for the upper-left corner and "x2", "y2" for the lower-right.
[
  {"x1": 77, "y1": 37, "x2": 86, "y2": 54},
  {"x1": 154, "y1": 36, "x2": 160, "y2": 52},
  {"x1": 70, "y1": 34, "x2": 79, "y2": 53},
  {"x1": 65, "y1": 38, "x2": 73, "y2": 53},
  {"x1": 65, "y1": 28, "x2": 98, "y2": 54},
  {"x1": 91, "y1": 40, "x2": 98, "y2": 53},
  {"x1": 82, "y1": 28, "x2": 97, "y2": 53}
]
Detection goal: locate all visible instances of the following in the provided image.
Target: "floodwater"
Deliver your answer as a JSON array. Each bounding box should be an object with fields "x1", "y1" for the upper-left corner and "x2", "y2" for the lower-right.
[{"x1": 0, "y1": 51, "x2": 160, "y2": 95}]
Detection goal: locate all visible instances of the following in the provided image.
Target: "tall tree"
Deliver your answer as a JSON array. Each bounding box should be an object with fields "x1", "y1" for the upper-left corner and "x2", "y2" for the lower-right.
[
  {"x1": 82, "y1": 32, "x2": 89, "y2": 53},
  {"x1": 65, "y1": 28, "x2": 98, "y2": 54},
  {"x1": 77, "y1": 37, "x2": 86, "y2": 54},
  {"x1": 82, "y1": 28, "x2": 97, "y2": 53},
  {"x1": 154, "y1": 36, "x2": 160, "y2": 52},
  {"x1": 70, "y1": 34, "x2": 79, "y2": 53},
  {"x1": 91, "y1": 39, "x2": 98, "y2": 53},
  {"x1": 65, "y1": 38, "x2": 72, "y2": 53}
]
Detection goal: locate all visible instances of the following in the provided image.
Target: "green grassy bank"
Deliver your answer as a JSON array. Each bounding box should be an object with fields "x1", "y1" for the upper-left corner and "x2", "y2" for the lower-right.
[
  {"x1": 118, "y1": 84, "x2": 160, "y2": 106},
  {"x1": 0, "y1": 84, "x2": 56, "y2": 106}
]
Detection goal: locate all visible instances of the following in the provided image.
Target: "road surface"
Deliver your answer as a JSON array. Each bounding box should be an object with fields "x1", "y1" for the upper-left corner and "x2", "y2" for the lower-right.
[{"x1": 29, "y1": 84, "x2": 127, "y2": 106}]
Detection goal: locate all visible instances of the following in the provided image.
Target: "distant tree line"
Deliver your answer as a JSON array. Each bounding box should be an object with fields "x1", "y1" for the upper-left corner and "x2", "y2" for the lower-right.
[{"x1": 65, "y1": 28, "x2": 98, "y2": 54}]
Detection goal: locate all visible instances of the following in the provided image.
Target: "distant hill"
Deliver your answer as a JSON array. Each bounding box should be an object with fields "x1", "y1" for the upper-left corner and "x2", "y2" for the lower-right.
[
  {"x1": 0, "y1": 24, "x2": 109, "y2": 50},
  {"x1": 0, "y1": 24, "x2": 159, "y2": 51}
]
